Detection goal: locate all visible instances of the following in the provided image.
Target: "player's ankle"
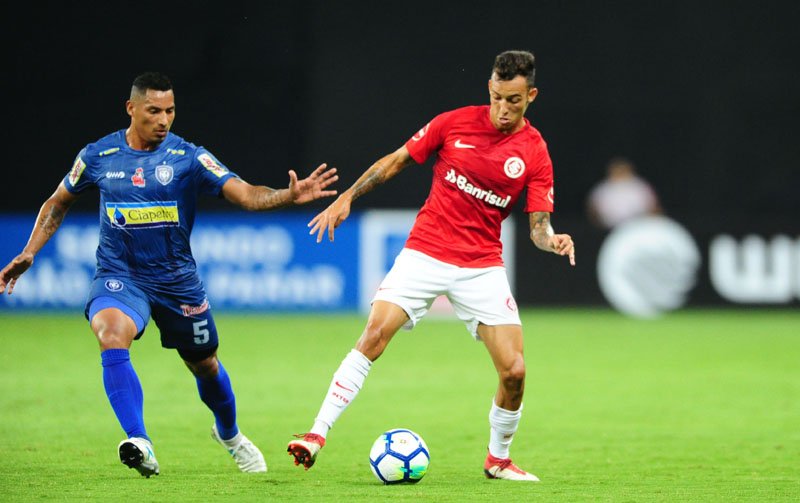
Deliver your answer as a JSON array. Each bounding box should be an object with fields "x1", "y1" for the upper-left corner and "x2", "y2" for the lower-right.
[{"x1": 310, "y1": 421, "x2": 330, "y2": 439}]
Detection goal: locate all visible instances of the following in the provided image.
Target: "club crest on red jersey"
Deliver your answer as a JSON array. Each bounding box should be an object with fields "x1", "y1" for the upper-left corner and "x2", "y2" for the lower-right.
[
  {"x1": 503, "y1": 157, "x2": 525, "y2": 179},
  {"x1": 132, "y1": 167, "x2": 146, "y2": 187}
]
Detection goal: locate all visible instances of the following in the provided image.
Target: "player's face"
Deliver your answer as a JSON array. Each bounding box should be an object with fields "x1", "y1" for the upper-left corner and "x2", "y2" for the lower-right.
[
  {"x1": 126, "y1": 89, "x2": 176, "y2": 148},
  {"x1": 488, "y1": 74, "x2": 537, "y2": 134}
]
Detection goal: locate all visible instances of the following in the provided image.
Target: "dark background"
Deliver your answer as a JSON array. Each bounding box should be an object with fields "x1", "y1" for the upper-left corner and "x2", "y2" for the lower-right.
[
  {"x1": 4, "y1": 1, "x2": 799, "y2": 307},
  {"x1": 4, "y1": 1, "x2": 799, "y2": 217}
]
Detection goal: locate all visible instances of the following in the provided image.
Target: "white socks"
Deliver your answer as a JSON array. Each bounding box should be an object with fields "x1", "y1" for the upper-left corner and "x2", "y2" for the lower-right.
[
  {"x1": 219, "y1": 431, "x2": 243, "y2": 449},
  {"x1": 310, "y1": 349, "x2": 372, "y2": 437},
  {"x1": 488, "y1": 401, "x2": 522, "y2": 459}
]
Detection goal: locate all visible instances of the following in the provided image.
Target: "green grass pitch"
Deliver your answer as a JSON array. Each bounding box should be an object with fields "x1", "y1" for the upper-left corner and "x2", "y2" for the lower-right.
[{"x1": 1, "y1": 309, "x2": 798, "y2": 501}]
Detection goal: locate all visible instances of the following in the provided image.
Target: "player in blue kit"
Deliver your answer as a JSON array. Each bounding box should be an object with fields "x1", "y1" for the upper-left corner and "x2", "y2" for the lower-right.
[{"x1": 0, "y1": 72, "x2": 338, "y2": 477}]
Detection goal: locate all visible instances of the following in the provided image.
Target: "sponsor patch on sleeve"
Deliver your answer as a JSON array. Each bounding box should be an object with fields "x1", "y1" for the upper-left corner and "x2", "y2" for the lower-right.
[
  {"x1": 412, "y1": 123, "x2": 430, "y2": 142},
  {"x1": 68, "y1": 157, "x2": 87, "y2": 186},
  {"x1": 197, "y1": 153, "x2": 229, "y2": 178}
]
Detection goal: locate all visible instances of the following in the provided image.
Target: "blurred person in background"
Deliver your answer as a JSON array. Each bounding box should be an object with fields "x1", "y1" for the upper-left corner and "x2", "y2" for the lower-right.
[
  {"x1": 586, "y1": 156, "x2": 661, "y2": 229},
  {"x1": 288, "y1": 50, "x2": 575, "y2": 482},
  {"x1": 0, "y1": 72, "x2": 337, "y2": 477}
]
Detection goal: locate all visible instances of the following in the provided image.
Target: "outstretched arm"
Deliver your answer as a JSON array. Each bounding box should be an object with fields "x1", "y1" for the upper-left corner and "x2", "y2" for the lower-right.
[
  {"x1": 0, "y1": 182, "x2": 79, "y2": 294},
  {"x1": 529, "y1": 211, "x2": 576, "y2": 266},
  {"x1": 221, "y1": 163, "x2": 338, "y2": 211},
  {"x1": 308, "y1": 145, "x2": 415, "y2": 243}
]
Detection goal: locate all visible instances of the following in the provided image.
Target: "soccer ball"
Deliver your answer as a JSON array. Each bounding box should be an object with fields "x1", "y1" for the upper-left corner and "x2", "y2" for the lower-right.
[{"x1": 369, "y1": 428, "x2": 430, "y2": 484}]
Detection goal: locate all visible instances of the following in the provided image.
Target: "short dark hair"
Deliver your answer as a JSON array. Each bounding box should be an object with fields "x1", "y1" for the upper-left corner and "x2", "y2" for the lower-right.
[
  {"x1": 130, "y1": 72, "x2": 173, "y2": 99},
  {"x1": 492, "y1": 50, "x2": 536, "y2": 87}
]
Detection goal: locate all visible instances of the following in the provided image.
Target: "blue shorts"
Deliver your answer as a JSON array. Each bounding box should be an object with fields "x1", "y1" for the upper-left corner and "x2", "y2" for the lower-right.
[{"x1": 85, "y1": 276, "x2": 218, "y2": 351}]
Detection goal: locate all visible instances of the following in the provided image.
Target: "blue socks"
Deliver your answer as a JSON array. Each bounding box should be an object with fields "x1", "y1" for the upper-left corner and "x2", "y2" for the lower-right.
[
  {"x1": 101, "y1": 349, "x2": 149, "y2": 441},
  {"x1": 101, "y1": 350, "x2": 238, "y2": 442},
  {"x1": 196, "y1": 361, "x2": 239, "y2": 440}
]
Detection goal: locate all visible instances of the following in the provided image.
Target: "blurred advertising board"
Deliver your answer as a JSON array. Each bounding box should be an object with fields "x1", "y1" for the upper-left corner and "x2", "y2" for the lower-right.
[
  {"x1": 8, "y1": 210, "x2": 795, "y2": 317},
  {"x1": 0, "y1": 212, "x2": 358, "y2": 311},
  {"x1": 0, "y1": 211, "x2": 514, "y2": 313}
]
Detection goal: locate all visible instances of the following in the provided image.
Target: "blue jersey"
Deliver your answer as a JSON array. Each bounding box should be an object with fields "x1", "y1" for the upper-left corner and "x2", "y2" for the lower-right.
[{"x1": 64, "y1": 130, "x2": 238, "y2": 284}]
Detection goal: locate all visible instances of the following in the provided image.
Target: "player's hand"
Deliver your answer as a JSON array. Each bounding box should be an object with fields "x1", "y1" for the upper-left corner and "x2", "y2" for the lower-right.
[
  {"x1": 0, "y1": 252, "x2": 34, "y2": 295},
  {"x1": 308, "y1": 195, "x2": 352, "y2": 243},
  {"x1": 288, "y1": 163, "x2": 338, "y2": 205},
  {"x1": 551, "y1": 234, "x2": 576, "y2": 266}
]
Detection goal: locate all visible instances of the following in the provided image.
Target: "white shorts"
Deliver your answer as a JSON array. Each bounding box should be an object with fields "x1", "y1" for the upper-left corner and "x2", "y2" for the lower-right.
[{"x1": 372, "y1": 248, "x2": 521, "y2": 339}]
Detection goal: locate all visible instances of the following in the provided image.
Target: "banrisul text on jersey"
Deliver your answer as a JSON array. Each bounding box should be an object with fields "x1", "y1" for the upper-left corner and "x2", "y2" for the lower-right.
[{"x1": 444, "y1": 168, "x2": 512, "y2": 208}]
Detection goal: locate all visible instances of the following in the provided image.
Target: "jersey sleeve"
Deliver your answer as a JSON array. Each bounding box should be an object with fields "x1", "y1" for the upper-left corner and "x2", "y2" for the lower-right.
[
  {"x1": 404, "y1": 111, "x2": 451, "y2": 164},
  {"x1": 524, "y1": 142, "x2": 555, "y2": 213},
  {"x1": 193, "y1": 148, "x2": 239, "y2": 196},
  {"x1": 63, "y1": 148, "x2": 94, "y2": 194}
]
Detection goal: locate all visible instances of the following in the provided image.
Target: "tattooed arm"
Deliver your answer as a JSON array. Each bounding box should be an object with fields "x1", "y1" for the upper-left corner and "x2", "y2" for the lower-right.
[
  {"x1": 0, "y1": 182, "x2": 79, "y2": 294},
  {"x1": 529, "y1": 211, "x2": 576, "y2": 266},
  {"x1": 308, "y1": 146, "x2": 415, "y2": 243},
  {"x1": 222, "y1": 163, "x2": 338, "y2": 211}
]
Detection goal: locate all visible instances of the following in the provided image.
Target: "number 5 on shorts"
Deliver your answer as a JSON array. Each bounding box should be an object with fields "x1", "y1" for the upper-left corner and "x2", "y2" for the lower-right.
[{"x1": 193, "y1": 319, "x2": 210, "y2": 344}]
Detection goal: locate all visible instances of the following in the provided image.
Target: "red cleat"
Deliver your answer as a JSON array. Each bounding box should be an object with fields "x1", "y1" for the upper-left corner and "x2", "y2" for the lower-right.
[
  {"x1": 483, "y1": 452, "x2": 539, "y2": 482},
  {"x1": 287, "y1": 433, "x2": 326, "y2": 470}
]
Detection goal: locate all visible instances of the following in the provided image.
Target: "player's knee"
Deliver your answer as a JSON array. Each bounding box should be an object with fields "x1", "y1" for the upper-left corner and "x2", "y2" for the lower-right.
[
  {"x1": 183, "y1": 354, "x2": 219, "y2": 379},
  {"x1": 356, "y1": 320, "x2": 393, "y2": 361},
  {"x1": 92, "y1": 319, "x2": 134, "y2": 350},
  {"x1": 96, "y1": 333, "x2": 128, "y2": 350},
  {"x1": 499, "y1": 357, "x2": 526, "y2": 391}
]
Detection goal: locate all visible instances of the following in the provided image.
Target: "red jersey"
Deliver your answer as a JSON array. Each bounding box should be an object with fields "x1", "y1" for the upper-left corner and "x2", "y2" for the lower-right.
[{"x1": 404, "y1": 105, "x2": 554, "y2": 267}]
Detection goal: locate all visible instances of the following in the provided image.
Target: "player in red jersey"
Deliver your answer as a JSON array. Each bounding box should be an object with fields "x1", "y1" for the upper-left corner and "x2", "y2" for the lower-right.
[{"x1": 288, "y1": 50, "x2": 575, "y2": 481}]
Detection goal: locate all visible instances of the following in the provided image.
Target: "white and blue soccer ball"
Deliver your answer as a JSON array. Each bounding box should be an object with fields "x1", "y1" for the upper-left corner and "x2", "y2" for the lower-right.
[{"x1": 369, "y1": 428, "x2": 430, "y2": 484}]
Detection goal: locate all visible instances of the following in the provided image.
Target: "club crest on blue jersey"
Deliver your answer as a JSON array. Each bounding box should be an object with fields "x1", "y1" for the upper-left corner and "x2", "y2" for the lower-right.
[
  {"x1": 104, "y1": 279, "x2": 124, "y2": 292},
  {"x1": 156, "y1": 164, "x2": 174, "y2": 185},
  {"x1": 132, "y1": 167, "x2": 146, "y2": 187}
]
